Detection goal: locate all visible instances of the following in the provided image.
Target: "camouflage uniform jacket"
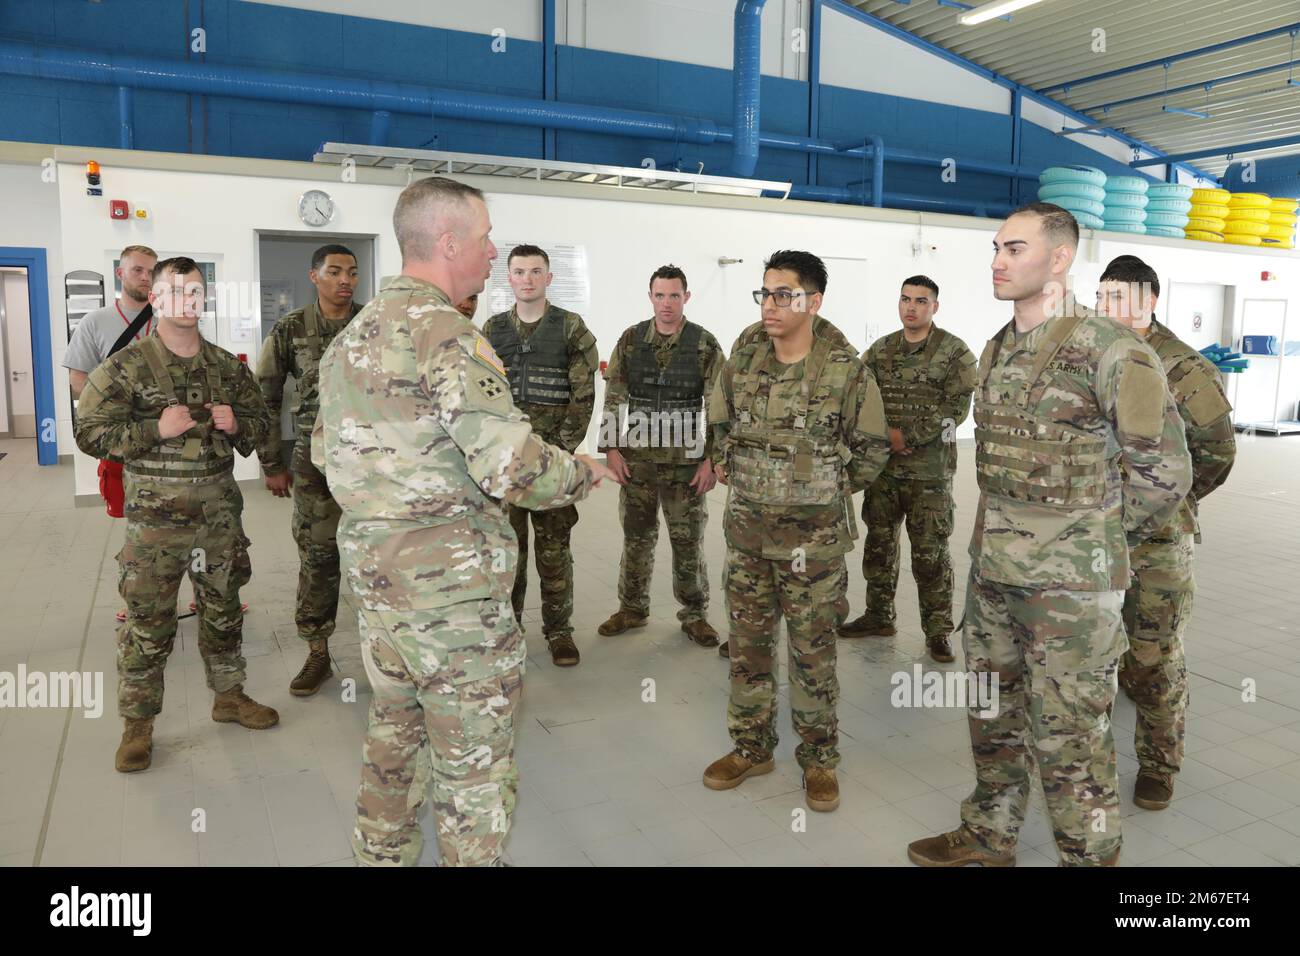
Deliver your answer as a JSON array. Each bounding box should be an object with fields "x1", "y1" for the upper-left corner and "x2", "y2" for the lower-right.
[
  {"x1": 1141, "y1": 319, "x2": 1235, "y2": 541},
  {"x1": 709, "y1": 336, "x2": 890, "y2": 560},
  {"x1": 864, "y1": 325, "x2": 977, "y2": 479},
  {"x1": 970, "y1": 296, "x2": 1192, "y2": 591},
  {"x1": 74, "y1": 333, "x2": 270, "y2": 480},
  {"x1": 255, "y1": 299, "x2": 363, "y2": 475},
  {"x1": 312, "y1": 275, "x2": 595, "y2": 614}
]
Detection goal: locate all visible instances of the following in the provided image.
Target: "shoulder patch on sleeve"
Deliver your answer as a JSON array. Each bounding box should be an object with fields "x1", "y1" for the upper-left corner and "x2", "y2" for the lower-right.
[
  {"x1": 1182, "y1": 380, "x2": 1232, "y2": 427},
  {"x1": 473, "y1": 334, "x2": 506, "y2": 376},
  {"x1": 1116, "y1": 354, "x2": 1168, "y2": 442},
  {"x1": 856, "y1": 372, "x2": 888, "y2": 437}
]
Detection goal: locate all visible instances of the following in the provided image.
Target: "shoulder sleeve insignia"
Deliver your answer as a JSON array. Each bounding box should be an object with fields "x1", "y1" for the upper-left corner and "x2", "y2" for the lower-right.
[{"x1": 473, "y1": 335, "x2": 506, "y2": 376}]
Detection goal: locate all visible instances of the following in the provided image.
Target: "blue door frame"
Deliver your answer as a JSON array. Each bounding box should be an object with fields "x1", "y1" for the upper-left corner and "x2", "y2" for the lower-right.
[{"x1": 0, "y1": 247, "x2": 56, "y2": 465}]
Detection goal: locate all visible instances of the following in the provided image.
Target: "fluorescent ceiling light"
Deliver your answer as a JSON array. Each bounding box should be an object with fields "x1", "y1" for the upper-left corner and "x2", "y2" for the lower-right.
[{"x1": 959, "y1": 0, "x2": 1046, "y2": 25}]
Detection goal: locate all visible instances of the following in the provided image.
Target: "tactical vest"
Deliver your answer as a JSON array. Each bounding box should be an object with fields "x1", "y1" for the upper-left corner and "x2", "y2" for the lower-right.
[
  {"x1": 487, "y1": 310, "x2": 572, "y2": 406},
  {"x1": 878, "y1": 328, "x2": 948, "y2": 433},
  {"x1": 126, "y1": 335, "x2": 233, "y2": 482},
  {"x1": 973, "y1": 314, "x2": 1114, "y2": 507},
  {"x1": 290, "y1": 302, "x2": 355, "y2": 429},
  {"x1": 627, "y1": 320, "x2": 704, "y2": 414},
  {"x1": 725, "y1": 338, "x2": 852, "y2": 506}
]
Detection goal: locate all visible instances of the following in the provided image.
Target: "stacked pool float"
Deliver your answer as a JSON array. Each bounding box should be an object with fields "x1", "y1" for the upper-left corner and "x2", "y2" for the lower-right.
[
  {"x1": 1036, "y1": 165, "x2": 1106, "y2": 230},
  {"x1": 1223, "y1": 192, "x2": 1273, "y2": 248},
  {"x1": 1103, "y1": 175, "x2": 1150, "y2": 235},
  {"x1": 1143, "y1": 183, "x2": 1193, "y2": 238},
  {"x1": 1263, "y1": 197, "x2": 1297, "y2": 250},
  {"x1": 1187, "y1": 187, "x2": 1229, "y2": 243}
]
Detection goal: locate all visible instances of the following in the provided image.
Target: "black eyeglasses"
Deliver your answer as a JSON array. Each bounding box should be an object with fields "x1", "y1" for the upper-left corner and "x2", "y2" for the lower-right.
[{"x1": 752, "y1": 289, "x2": 804, "y2": 306}]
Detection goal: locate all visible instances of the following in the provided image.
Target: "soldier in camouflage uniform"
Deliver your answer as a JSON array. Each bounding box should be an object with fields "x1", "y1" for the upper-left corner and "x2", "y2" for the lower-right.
[
  {"x1": 908, "y1": 205, "x2": 1192, "y2": 868},
  {"x1": 74, "y1": 256, "x2": 278, "y2": 774},
  {"x1": 313, "y1": 178, "x2": 610, "y2": 867},
  {"x1": 727, "y1": 312, "x2": 855, "y2": 661},
  {"x1": 596, "y1": 264, "x2": 724, "y2": 647},
  {"x1": 703, "y1": 251, "x2": 890, "y2": 813},
  {"x1": 483, "y1": 245, "x2": 599, "y2": 666},
  {"x1": 255, "y1": 244, "x2": 363, "y2": 697},
  {"x1": 1096, "y1": 254, "x2": 1235, "y2": 811},
  {"x1": 842, "y1": 276, "x2": 976, "y2": 661}
]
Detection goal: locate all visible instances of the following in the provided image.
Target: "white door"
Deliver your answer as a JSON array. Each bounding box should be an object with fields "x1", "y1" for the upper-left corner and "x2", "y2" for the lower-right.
[{"x1": 1, "y1": 268, "x2": 36, "y2": 439}]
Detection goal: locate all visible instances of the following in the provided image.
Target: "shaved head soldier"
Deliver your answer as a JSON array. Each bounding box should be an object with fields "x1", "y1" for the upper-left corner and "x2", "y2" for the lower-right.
[{"x1": 907, "y1": 204, "x2": 1192, "y2": 867}]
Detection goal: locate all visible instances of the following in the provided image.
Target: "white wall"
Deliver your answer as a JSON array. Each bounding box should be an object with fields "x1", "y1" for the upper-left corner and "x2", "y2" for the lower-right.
[
  {"x1": 39, "y1": 154, "x2": 1300, "y2": 497},
  {"x1": 820, "y1": 4, "x2": 1007, "y2": 115}
]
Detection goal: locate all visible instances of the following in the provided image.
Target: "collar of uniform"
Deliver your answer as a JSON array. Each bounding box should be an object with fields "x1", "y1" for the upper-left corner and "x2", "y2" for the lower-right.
[
  {"x1": 310, "y1": 298, "x2": 363, "y2": 323},
  {"x1": 385, "y1": 275, "x2": 453, "y2": 304},
  {"x1": 898, "y1": 325, "x2": 934, "y2": 351},
  {"x1": 643, "y1": 317, "x2": 686, "y2": 346}
]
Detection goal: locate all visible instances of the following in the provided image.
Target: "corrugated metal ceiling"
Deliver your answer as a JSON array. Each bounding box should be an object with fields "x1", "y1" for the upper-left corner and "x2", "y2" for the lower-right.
[{"x1": 847, "y1": 0, "x2": 1300, "y2": 176}]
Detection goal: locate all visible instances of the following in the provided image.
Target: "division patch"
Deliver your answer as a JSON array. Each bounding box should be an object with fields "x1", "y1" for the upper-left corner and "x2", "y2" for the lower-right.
[{"x1": 477, "y1": 375, "x2": 506, "y2": 401}]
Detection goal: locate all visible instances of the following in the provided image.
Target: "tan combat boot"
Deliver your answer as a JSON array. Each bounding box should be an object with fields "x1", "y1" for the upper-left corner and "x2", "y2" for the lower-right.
[
  {"x1": 548, "y1": 634, "x2": 580, "y2": 667},
  {"x1": 838, "y1": 613, "x2": 896, "y2": 638},
  {"x1": 597, "y1": 610, "x2": 647, "y2": 636},
  {"x1": 289, "y1": 638, "x2": 333, "y2": 697},
  {"x1": 213, "y1": 686, "x2": 280, "y2": 729},
  {"x1": 1134, "y1": 769, "x2": 1174, "y2": 810},
  {"x1": 702, "y1": 750, "x2": 774, "y2": 790},
  {"x1": 681, "y1": 620, "x2": 719, "y2": 647},
  {"x1": 907, "y1": 827, "x2": 1015, "y2": 867},
  {"x1": 114, "y1": 717, "x2": 154, "y2": 773},
  {"x1": 803, "y1": 768, "x2": 840, "y2": 812},
  {"x1": 927, "y1": 633, "x2": 956, "y2": 663}
]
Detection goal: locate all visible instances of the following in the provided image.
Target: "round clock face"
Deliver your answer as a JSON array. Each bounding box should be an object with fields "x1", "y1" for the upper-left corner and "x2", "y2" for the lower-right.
[{"x1": 299, "y1": 189, "x2": 335, "y2": 227}]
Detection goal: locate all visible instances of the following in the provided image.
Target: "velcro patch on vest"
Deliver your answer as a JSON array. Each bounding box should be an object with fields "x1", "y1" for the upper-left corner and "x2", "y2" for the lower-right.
[
  {"x1": 1116, "y1": 357, "x2": 1167, "y2": 442},
  {"x1": 473, "y1": 335, "x2": 506, "y2": 376}
]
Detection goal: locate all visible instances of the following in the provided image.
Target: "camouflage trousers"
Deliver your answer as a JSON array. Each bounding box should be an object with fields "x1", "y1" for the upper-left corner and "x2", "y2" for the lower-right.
[
  {"x1": 291, "y1": 441, "x2": 342, "y2": 643},
  {"x1": 115, "y1": 475, "x2": 251, "y2": 719},
  {"x1": 353, "y1": 599, "x2": 525, "y2": 867},
  {"x1": 509, "y1": 503, "x2": 577, "y2": 640},
  {"x1": 861, "y1": 474, "x2": 955, "y2": 638},
  {"x1": 726, "y1": 548, "x2": 848, "y2": 770},
  {"x1": 959, "y1": 571, "x2": 1126, "y2": 866},
  {"x1": 1121, "y1": 533, "x2": 1193, "y2": 776},
  {"x1": 617, "y1": 459, "x2": 709, "y2": 623}
]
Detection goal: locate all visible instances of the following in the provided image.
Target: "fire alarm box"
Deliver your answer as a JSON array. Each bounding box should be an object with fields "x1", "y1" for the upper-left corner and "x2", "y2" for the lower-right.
[{"x1": 109, "y1": 200, "x2": 129, "y2": 220}]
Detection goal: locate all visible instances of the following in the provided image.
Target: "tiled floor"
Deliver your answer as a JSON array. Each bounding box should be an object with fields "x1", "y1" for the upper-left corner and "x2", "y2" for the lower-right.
[{"x1": 1, "y1": 433, "x2": 1298, "y2": 867}]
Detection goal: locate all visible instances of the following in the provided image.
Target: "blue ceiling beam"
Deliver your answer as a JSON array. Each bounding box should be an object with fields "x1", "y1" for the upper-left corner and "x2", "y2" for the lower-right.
[
  {"x1": 1081, "y1": 59, "x2": 1300, "y2": 113},
  {"x1": 1039, "y1": 23, "x2": 1300, "y2": 94},
  {"x1": 1131, "y1": 133, "x2": 1300, "y2": 167},
  {"x1": 819, "y1": 0, "x2": 1218, "y2": 181}
]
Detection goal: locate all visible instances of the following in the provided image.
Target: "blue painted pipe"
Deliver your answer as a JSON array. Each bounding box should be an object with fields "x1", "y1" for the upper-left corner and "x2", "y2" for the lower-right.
[
  {"x1": 369, "y1": 110, "x2": 390, "y2": 146},
  {"x1": 786, "y1": 184, "x2": 1012, "y2": 218},
  {"x1": 0, "y1": 37, "x2": 1047, "y2": 191},
  {"x1": 731, "y1": 0, "x2": 768, "y2": 177},
  {"x1": 0, "y1": 38, "x2": 721, "y2": 147},
  {"x1": 117, "y1": 85, "x2": 133, "y2": 150}
]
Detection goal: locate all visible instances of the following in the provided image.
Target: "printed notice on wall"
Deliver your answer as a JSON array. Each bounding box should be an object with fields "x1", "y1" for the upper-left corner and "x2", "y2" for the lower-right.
[{"x1": 483, "y1": 241, "x2": 591, "y2": 322}]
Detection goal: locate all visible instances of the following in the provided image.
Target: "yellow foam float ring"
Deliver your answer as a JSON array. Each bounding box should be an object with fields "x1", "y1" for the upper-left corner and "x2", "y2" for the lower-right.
[
  {"x1": 1186, "y1": 217, "x2": 1226, "y2": 232},
  {"x1": 1268, "y1": 213, "x2": 1298, "y2": 227},
  {"x1": 1261, "y1": 239, "x2": 1295, "y2": 249},
  {"x1": 1224, "y1": 233, "x2": 1263, "y2": 246},
  {"x1": 1190, "y1": 203, "x2": 1230, "y2": 219},
  {"x1": 1263, "y1": 225, "x2": 1296, "y2": 241},
  {"x1": 1225, "y1": 207, "x2": 1271, "y2": 223},
  {"x1": 1227, "y1": 192, "x2": 1272, "y2": 209},
  {"x1": 1225, "y1": 220, "x2": 1270, "y2": 236},
  {"x1": 1271, "y1": 198, "x2": 1299, "y2": 213},
  {"x1": 1185, "y1": 230, "x2": 1225, "y2": 242},
  {"x1": 1192, "y1": 187, "x2": 1230, "y2": 204}
]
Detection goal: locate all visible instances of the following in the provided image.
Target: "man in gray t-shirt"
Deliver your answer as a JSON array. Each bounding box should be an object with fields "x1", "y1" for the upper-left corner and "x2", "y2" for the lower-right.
[{"x1": 64, "y1": 245, "x2": 158, "y2": 398}]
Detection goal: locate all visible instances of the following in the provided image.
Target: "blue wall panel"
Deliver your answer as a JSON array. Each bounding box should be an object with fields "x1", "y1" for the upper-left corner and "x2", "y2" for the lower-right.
[{"x1": 0, "y1": 0, "x2": 1171, "y2": 208}]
